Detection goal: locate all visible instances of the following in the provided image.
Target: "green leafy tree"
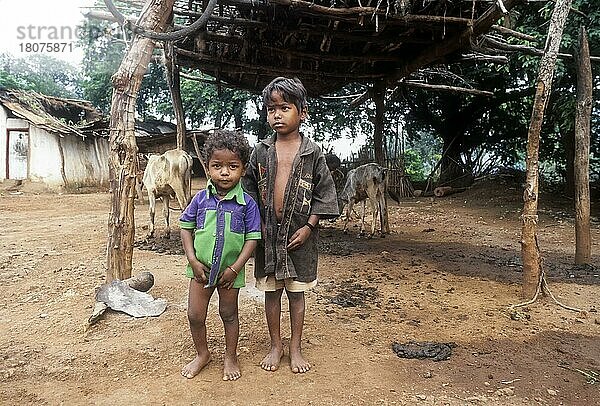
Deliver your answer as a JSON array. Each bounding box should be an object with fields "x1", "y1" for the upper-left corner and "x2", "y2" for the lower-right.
[
  {"x1": 517, "y1": 0, "x2": 599, "y2": 190},
  {"x1": 174, "y1": 76, "x2": 255, "y2": 129},
  {"x1": 390, "y1": 0, "x2": 599, "y2": 188},
  {"x1": 0, "y1": 53, "x2": 81, "y2": 98}
]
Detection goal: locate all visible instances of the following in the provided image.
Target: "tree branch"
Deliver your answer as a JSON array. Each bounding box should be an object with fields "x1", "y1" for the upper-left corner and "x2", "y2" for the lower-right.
[{"x1": 401, "y1": 81, "x2": 495, "y2": 96}]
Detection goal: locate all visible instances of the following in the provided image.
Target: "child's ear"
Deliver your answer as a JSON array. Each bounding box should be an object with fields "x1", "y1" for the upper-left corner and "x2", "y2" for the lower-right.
[{"x1": 300, "y1": 107, "x2": 308, "y2": 122}]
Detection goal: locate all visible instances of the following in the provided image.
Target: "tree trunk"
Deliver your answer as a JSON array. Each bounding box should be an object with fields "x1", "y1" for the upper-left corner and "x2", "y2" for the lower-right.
[
  {"x1": 233, "y1": 99, "x2": 244, "y2": 130},
  {"x1": 438, "y1": 137, "x2": 468, "y2": 186},
  {"x1": 106, "y1": 0, "x2": 175, "y2": 281},
  {"x1": 165, "y1": 40, "x2": 186, "y2": 150},
  {"x1": 563, "y1": 128, "x2": 575, "y2": 197},
  {"x1": 372, "y1": 81, "x2": 385, "y2": 165},
  {"x1": 433, "y1": 186, "x2": 467, "y2": 197},
  {"x1": 574, "y1": 26, "x2": 592, "y2": 265},
  {"x1": 257, "y1": 104, "x2": 269, "y2": 140},
  {"x1": 215, "y1": 111, "x2": 223, "y2": 128},
  {"x1": 521, "y1": 0, "x2": 572, "y2": 298}
]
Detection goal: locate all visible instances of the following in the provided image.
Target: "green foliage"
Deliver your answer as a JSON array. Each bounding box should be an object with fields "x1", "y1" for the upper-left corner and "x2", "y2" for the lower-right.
[
  {"x1": 79, "y1": 18, "x2": 125, "y2": 112},
  {"x1": 138, "y1": 63, "x2": 171, "y2": 120},
  {"x1": 381, "y1": 0, "x2": 600, "y2": 185},
  {"x1": 510, "y1": 0, "x2": 600, "y2": 184},
  {"x1": 0, "y1": 53, "x2": 81, "y2": 98},
  {"x1": 403, "y1": 149, "x2": 427, "y2": 181},
  {"x1": 396, "y1": 129, "x2": 443, "y2": 182},
  {"x1": 178, "y1": 76, "x2": 255, "y2": 129},
  {"x1": 309, "y1": 84, "x2": 373, "y2": 144}
]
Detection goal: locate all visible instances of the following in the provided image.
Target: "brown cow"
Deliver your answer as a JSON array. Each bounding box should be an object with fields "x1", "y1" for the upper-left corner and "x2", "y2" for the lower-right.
[
  {"x1": 338, "y1": 163, "x2": 389, "y2": 237},
  {"x1": 143, "y1": 149, "x2": 193, "y2": 238}
]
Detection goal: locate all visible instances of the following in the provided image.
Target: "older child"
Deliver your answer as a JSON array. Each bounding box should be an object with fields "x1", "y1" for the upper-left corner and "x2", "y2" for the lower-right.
[
  {"x1": 180, "y1": 130, "x2": 261, "y2": 381},
  {"x1": 243, "y1": 77, "x2": 339, "y2": 373}
]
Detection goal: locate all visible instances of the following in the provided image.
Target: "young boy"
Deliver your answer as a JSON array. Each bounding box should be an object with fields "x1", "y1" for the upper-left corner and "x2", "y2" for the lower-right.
[
  {"x1": 243, "y1": 77, "x2": 339, "y2": 373},
  {"x1": 179, "y1": 129, "x2": 261, "y2": 381}
]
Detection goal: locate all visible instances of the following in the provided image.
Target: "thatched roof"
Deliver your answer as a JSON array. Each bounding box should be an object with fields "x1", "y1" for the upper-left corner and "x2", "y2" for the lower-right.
[
  {"x1": 0, "y1": 88, "x2": 108, "y2": 137},
  {"x1": 169, "y1": 0, "x2": 518, "y2": 95}
]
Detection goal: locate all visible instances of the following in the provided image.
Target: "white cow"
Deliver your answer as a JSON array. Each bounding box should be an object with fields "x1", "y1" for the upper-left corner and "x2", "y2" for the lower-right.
[
  {"x1": 338, "y1": 163, "x2": 390, "y2": 238},
  {"x1": 143, "y1": 149, "x2": 193, "y2": 238}
]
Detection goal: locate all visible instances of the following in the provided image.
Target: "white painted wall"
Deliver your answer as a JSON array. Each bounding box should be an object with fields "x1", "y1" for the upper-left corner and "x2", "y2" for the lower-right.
[
  {"x1": 60, "y1": 133, "x2": 109, "y2": 187},
  {"x1": 28, "y1": 126, "x2": 63, "y2": 185},
  {"x1": 1, "y1": 107, "x2": 110, "y2": 189},
  {"x1": 28, "y1": 127, "x2": 110, "y2": 189}
]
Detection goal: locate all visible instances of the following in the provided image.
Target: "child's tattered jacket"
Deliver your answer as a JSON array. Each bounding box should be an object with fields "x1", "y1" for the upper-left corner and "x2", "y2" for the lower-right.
[{"x1": 243, "y1": 134, "x2": 339, "y2": 283}]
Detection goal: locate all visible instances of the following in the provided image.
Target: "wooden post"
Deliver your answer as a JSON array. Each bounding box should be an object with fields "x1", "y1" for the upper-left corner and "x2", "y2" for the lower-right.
[
  {"x1": 521, "y1": 0, "x2": 573, "y2": 298},
  {"x1": 372, "y1": 81, "x2": 386, "y2": 165},
  {"x1": 106, "y1": 0, "x2": 175, "y2": 281},
  {"x1": 574, "y1": 26, "x2": 592, "y2": 265},
  {"x1": 165, "y1": 40, "x2": 187, "y2": 150}
]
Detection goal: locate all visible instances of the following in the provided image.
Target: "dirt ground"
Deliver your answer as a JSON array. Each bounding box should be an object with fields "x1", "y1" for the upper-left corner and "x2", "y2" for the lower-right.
[{"x1": 1, "y1": 176, "x2": 599, "y2": 405}]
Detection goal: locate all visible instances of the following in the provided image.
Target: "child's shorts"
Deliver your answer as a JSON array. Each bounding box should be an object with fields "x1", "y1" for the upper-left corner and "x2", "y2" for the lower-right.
[{"x1": 255, "y1": 275, "x2": 317, "y2": 292}]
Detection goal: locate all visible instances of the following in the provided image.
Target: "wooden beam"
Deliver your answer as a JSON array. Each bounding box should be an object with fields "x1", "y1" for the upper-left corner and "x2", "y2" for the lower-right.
[
  {"x1": 490, "y1": 24, "x2": 538, "y2": 42},
  {"x1": 175, "y1": 47, "x2": 387, "y2": 79},
  {"x1": 457, "y1": 53, "x2": 509, "y2": 63},
  {"x1": 179, "y1": 71, "x2": 218, "y2": 84},
  {"x1": 176, "y1": 0, "x2": 475, "y2": 27},
  {"x1": 401, "y1": 81, "x2": 494, "y2": 96},
  {"x1": 391, "y1": 0, "x2": 521, "y2": 81},
  {"x1": 483, "y1": 35, "x2": 600, "y2": 62}
]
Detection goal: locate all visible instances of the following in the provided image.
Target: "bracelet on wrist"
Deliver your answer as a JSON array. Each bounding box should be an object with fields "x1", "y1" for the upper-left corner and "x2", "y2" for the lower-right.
[
  {"x1": 305, "y1": 222, "x2": 315, "y2": 231},
  {"x1": 227, "y1": 266, "x2": 239, "y2": 275}
]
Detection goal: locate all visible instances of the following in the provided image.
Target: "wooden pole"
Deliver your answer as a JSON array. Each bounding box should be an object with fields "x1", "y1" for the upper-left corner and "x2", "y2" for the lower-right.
[
  {"x1": 165, "y1": 40, "x2": 187, "y2": 150},
  {"x1": 574, "y1": 26, "x2": 592, "y2": 265},
  {"x1": 372, "y1": 81, "x2": 385, "y2": 165},
  {"x1": 521, "y1": 0, "x2": 573, "y2": 298},
  {"x1": 106, "y1": 0, "x2": 175, "y2": 281}
]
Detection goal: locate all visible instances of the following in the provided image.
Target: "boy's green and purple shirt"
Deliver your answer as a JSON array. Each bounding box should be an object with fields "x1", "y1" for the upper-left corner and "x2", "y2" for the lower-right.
[{"x1": 179, "y1": 180, "x2": 261, "y2": 287}]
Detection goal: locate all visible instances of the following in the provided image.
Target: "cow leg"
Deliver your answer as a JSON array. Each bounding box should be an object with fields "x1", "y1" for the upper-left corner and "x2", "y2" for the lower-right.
[
  {"x1": 172, "y1": 182, "x2": 188, "y2": 211},
  {"x1": 359, "y1": 200, "x2": 367, "y2": 236},
  {"x1": 343, "y1": 200, "x2": 355, "y2": 234},
  {"x1": 135, "y1": 177, "x2": 144, "y2": 204},
  {"x1": 147, "y1": 192, "x2": 157, "y2": 238},
  {"x1": 379, "y1": 193, "x2": 389, "y2": 235},
  {"x1": 162, "y1": 195, "x2": 171, "y2": 239},
  {"x1": 368, "y1": 197, "x2": 378, "y2": 238}
]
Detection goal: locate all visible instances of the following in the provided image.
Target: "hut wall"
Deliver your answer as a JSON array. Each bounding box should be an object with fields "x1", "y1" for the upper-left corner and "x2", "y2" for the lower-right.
[
  {"x1": 28, "y1": 126, "x2": 64, "y2": 185},
  {"x1": 60, "y1": 134, "x2": 110, "y2": 188},
  {"x1": 28, "y1": 127, "x2": 110, "y2": 189}
]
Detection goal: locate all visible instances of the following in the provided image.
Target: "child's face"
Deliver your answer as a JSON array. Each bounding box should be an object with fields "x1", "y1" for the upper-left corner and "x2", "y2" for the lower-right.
[
  {"x1": 207, "y1": 148, "x2": 245, "y2": 195},
  {"x1": 266, "y1": 91, "x2": 306, "y2": 136}
]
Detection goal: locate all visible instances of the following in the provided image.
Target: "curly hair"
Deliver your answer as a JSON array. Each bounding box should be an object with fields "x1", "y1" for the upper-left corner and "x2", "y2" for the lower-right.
[
  {"x1": 202, "y1": 129, "x2": 251, "y2": 166},
  {"x1": 262, "y1": 76, "x2": 308, "y2": 114}
]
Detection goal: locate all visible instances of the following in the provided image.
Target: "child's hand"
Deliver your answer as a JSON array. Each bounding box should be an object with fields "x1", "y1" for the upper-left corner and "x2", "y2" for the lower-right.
[
  {"x1": 218, "y1": 266, "x2": 238, "y2": 289},
  {"x1": 287, "y1": 225, "x2": 311, "y2": 251},
  {"x1": 190, "y1": 260, "x2": 208, "y2": 285}
]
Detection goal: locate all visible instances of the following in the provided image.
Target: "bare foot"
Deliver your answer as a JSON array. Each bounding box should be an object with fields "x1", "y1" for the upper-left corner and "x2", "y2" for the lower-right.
[
  {"x1": 181, "y1": 353, "x2": 211, "y2": 379},
  {"x1": 223, "y1": 353, "x2": 241, "y2": 381},
  {"x1": 260, "y1": 347, "x2": 283, "y2": 371},
  {"x1": 290, "y1": 349, "x2": 310, "y2": 373}
]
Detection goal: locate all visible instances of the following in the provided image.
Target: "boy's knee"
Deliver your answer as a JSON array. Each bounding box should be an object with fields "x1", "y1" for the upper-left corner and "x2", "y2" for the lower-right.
[
  {"x1": 265, "y1": 289, "x2": 284, "y2": 301},
  {"x1": 286, "y1": 290, "x2": 304, "y2": 303},
  {"x1": 187, "y1": 310, "x2": 205, "y2": 326},
  {"x1": 219, "y1": 306, "x2": 238, "y2": 323}
]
